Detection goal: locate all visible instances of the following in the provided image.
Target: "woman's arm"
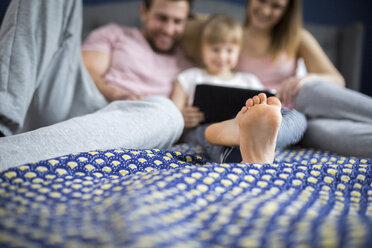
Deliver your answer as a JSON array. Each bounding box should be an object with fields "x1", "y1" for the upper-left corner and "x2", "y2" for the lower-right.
[
  {"x1": 170, "y1": 81, "x2": 204, "y2": 128},
  {"x1": 298, "y1": 29, "x2": 345, "y2": 87},
  {"x1": 277, "y1": 29, "x2": 345, "y2": 107}
]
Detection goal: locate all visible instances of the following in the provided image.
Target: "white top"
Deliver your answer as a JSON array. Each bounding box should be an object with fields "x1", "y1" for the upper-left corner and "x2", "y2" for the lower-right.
[{"x1": 177, "y1": 68, "x2": 264, "y2": 105}]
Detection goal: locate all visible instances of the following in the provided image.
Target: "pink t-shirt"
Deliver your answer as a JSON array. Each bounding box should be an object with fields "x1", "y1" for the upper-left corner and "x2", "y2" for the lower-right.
[
  {"x1": 236, "y1": 53, "x2": 297, "y2": 91},
  {"x1": 82, "y1": 23, "x2": 192, "y2": 97}
]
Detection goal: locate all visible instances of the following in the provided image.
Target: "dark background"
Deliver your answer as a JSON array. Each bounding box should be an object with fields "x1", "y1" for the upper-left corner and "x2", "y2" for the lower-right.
[{"x1": 1, "y1": 0, "x2": 371, "y2": 96}]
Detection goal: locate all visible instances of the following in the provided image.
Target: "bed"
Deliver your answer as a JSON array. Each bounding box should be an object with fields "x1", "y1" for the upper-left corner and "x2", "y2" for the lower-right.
[{"x1": 0, "y1": 144, "x2": 371, "y2": 247}]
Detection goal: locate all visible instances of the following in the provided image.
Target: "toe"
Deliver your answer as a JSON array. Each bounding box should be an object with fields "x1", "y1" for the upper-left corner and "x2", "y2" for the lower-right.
[
  {"x1": 246, "y1": 98, "x2": 254, "y2": 107},
  {"x1": 253, "y1": 95, "x2": 260, "y2": 105},
  {"x1": 258, "y1": 93, "x2": 267, "y2": 103},
  {"x1": 267, "y1": 96, "x2": 282, "y2": 107}
]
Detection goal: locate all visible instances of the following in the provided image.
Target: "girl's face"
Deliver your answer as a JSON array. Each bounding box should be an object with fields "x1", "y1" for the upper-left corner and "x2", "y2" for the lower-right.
[
  {"x1": 247, "y1": 0, "x2": 288, "y2": 31},
  {"x1": 202, "y1": 41, "x2": 241, "y2": 76}
]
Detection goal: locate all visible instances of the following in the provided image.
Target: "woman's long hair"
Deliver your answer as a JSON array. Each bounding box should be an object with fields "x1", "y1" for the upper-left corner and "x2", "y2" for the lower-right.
[{"x1": 244, "y1": 0, "x2": 303, "y2": 60}]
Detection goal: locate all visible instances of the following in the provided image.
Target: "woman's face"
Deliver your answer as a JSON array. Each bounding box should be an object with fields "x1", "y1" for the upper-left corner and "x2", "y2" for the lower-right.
[{"x1": 247, "y1": 0, "x2": 289, "y2": 31}]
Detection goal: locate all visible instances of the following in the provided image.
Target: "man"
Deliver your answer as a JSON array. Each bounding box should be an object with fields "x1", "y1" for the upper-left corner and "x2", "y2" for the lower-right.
[
  {"x1": 82, "y1": 0, "x2": 192, "y2": 101},
  {"x1": 0, "y1": 0, "x2": 192, "y2": 170}
]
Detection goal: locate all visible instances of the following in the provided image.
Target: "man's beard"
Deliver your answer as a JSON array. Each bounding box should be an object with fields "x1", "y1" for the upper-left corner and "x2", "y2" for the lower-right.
[{"x1": 144, "y1": 32, "x2": 179, "y2": 54}]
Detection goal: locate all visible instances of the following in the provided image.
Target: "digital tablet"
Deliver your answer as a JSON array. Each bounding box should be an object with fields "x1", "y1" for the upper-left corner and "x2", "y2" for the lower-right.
[{"x1": 192, "y1": 84, "x2": 275, "y2": 124}]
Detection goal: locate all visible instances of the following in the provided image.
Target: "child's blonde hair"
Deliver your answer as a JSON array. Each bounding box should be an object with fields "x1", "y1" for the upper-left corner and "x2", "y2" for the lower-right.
[
  {"x1": 180, "y1": 14, "x2": 243, "y2": 66},
  {"x1": 201, "y1": 13, "x2": 243, "y2": 47}
]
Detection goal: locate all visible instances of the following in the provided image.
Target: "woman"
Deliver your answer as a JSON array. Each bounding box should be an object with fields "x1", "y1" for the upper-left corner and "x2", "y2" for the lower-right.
[{"x1": 236, "y1": 0, "x2": 372, "y2": 158}]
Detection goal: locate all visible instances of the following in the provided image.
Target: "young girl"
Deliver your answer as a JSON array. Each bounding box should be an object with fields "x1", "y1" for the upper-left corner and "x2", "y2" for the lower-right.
[{"x1": 171, "y1": 14, "x2": 306, "y2": 163}]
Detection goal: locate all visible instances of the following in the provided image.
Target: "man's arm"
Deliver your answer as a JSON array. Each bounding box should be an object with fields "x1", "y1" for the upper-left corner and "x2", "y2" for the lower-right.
[{"x1": 82, "y1": 50, "x2": 141, "y2": 101}]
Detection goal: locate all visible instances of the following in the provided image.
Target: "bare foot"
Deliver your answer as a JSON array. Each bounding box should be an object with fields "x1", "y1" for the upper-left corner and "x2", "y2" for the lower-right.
[
  {"x1": 238, "y1": 93, "x2": 282, "y2": 163},
  {"x1": 205, "y1": 93, "x2": 282, "y2": 163},
  {"x1": 205, "y1": 93, "x2": 266, "y2": 146}
]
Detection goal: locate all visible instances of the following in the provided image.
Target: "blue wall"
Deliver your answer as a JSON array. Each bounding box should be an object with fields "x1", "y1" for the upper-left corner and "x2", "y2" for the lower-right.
[
  {"x1": 302, "y1": 0, "x2": 372, "y2": 96},
  {"x1": 0, "y1": 0, "x2": 10, "y2": 24}
]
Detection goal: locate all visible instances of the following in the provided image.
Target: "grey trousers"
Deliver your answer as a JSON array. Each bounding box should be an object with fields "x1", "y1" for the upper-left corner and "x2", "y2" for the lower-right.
[
  {"x1": 0, "y1": 0, "x2": 107, "y2": 135},
  {"x1": 295, "y1": 81, "x2": 372, "y2": 158},
  {"x1": 0, "y1": 0, "x2": 184, "y2": 170},
  {"x1": 0, "y1": 97, "x2": 184, "y2": 170},
  {"x1": 183, "y1": 108, "x2": 307, "y2": 163}
]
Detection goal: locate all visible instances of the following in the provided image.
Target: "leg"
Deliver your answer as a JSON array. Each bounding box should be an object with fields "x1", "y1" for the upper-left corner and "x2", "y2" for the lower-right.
[
  {"x1": 295, "y1": 80, "x2": 372, "y2": 157},
  {"x1": 0, "y1": 0, "x2": 106, "y2": 135},
  {"x1": 276, "y1": 108, "x2": 307, "y2": 148},
  {"x1": 0, "y1": 97, "x2": 184, "y2": 171},
  {"x1": 181, "y1": 124, "x2": 226, "y2": 163},
  {"x1": 205, "y1": 93, "x2": 282, "y2": 163},
  {"x1": 300, "y1": 118, "x2": 372, "y2": 158},
  {"x1": 295, "y1": 81, "x2": 372, "y2": 124}
]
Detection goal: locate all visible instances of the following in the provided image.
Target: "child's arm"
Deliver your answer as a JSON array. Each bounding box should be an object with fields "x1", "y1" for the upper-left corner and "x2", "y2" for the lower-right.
[
  {"x1": 170, "y1": 81, "x2": 188, "y2": 110},
  {"x1": 171, "y1": 81, "x2": 204, "y2": 128}
]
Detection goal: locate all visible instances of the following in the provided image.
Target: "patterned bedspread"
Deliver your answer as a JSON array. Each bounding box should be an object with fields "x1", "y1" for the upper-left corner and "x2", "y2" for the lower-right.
[{"x1": 0, "y1": 144, "x2": 371, "y2": 247}]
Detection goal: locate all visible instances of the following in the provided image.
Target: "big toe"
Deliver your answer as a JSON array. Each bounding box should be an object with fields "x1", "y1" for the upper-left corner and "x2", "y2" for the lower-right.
[{"x1": 267, "y1": 96, "x2": 281, "y2": 107}]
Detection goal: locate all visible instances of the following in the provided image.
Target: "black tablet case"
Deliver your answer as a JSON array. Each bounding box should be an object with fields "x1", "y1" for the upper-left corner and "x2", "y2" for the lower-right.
[{"x1": 192, "y1": 84, "x2": 275, "y2": 124}]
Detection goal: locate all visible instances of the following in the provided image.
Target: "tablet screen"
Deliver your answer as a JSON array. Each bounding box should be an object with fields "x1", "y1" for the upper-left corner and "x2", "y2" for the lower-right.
[{"x1": 193, "y1": 84, "x2": 275, "y2": 123}]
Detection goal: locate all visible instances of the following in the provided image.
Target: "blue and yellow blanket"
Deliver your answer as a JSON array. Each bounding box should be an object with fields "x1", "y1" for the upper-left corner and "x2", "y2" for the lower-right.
[{"x1": 0, "y1": 145, "x2": 371, "y2": 247}]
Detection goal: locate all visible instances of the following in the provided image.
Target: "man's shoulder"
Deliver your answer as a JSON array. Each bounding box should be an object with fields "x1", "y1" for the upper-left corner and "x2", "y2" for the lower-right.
[{"x1": 94, "y1": 23, "x2": 140, "y2": 36}]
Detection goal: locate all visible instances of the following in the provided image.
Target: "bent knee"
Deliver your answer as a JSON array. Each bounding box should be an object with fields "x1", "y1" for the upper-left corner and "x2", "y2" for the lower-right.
[
  {"x1": 144, "y1": 96, "x2": 182, "y2": 119},
  {"x1": 144, "y1": 96, "x2": 184, "y2": 138}
]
